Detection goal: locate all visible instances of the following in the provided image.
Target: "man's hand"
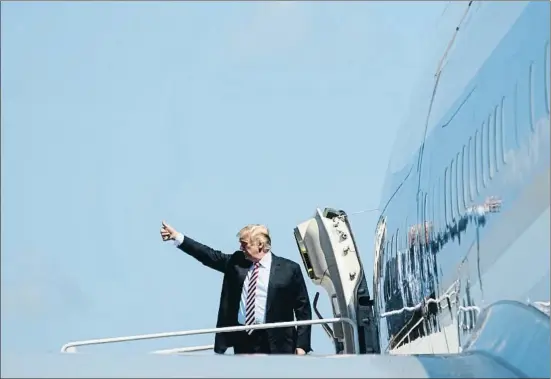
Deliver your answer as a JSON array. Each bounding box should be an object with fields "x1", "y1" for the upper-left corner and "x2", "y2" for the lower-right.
[
  {"x1": 160, "y1": 221, "x2": 179, "y2": 241},
  {"x1": 295, "y1": 348, "x2": 306, "y2": 355}
]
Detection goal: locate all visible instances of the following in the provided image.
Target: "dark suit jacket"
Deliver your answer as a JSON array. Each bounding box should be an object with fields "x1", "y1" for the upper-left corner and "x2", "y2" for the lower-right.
[{"x1": 179, "y1": 236, "x2": 313, "y2": 354}]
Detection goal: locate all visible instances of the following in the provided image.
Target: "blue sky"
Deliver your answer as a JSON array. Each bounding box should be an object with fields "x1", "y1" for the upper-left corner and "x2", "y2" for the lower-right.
[{"x1": 1, "y1": 1, "x2": 449, "y2": 357}]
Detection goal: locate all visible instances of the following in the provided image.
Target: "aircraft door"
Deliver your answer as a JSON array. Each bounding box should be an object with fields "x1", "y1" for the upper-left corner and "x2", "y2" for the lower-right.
[{"x1": 294, "y1": 208, "x2": 380, "y2": 354}]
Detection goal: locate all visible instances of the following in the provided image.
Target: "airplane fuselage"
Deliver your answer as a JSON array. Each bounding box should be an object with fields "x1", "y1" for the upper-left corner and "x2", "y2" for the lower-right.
[{"x1": 373, "y1": 0, "x2": 550, "y2": 353}]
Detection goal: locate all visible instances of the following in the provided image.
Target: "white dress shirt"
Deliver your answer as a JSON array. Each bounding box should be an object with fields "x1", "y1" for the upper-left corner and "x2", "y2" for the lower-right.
[
  {"x1": 174, "y1": 233, "x2": 185, "y2": 247},
  {"x1": 237, "y1": 252, "x2": 272, "y2": 325},
  {"x1": 174, "y1": 233, "x2": 272, "y2": 324}
]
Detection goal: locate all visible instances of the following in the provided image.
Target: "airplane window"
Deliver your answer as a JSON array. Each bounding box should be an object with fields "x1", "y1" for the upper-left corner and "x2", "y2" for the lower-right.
[
  {"x1": 431, "y1": 185, "x2": 436, "y2": 230},
  {"x1": 500, "y1": 97, "x2": 507, "y2": 165},
  {"x1": 434, "y1": 178, "x2": 442, "y2": 227},
  {"x1": 424, "y1": 193, "x2": 429, "y2": 236},
  {"x1": 456, "y1": 152, "x2": 461, "y2": 216},
  {"x1": 403, "y1": 218, "x2": 410, "y2": 276},
  {"x1": 406, "y1": 221, "x2": 415, "y2": 272},
  {"x1": 546, "y1": 42, "x2": 550, "y2": 115},
  {"x1": 444, "y1": 167, "x2": 449, "y2": 225},
  {"x1": 495, "y1": 102, "x2": 502, "y2": 169},
  {"x1": 461, "y1": 145, "x2": 467, "y2": 210},
  {"x1": 450, "y1": 159, "x2": 456, "y2": 220},
  {"x1": 468, "y1": 137, "x2": 475, "y2": 202},
  {"x1": 396, "y1": 229, "x2": 402, "y2": 288},
  {"x1": 435, "y1": 178, "x2": 440, "y2": 230},
  {"x1": 474, "y1": 130, "x2": 480, "y2": 193},
  {"x1": 378, "y1": 261, "x2": 385, "y2": 309},
  {"x1": 397, "y1": 228, "x2": 402, "y2": 256},
  {"x1": 424, "y1": 193, "x2": 432, "y2": 247},
  {"x1": 488, "y1": 111, "x2": 495, "y2": 180},
  {"x1": 429, "y1": 185, "x2": 434, "y2": 233},
  {"x1": 385, "y1": 239, "x2": 394, "y2": 302},
  {"x1": 390, "y1": 235, "x2": 395, "y2": 294},
  {"x1": 484, "y1": 122, "x2": 488, "y2": 190},
  {"x1": 416, "y1": 196, "x2": 423, "y2": 229},
  {"x1": 513, "y1": 83, "x2": 521, "y2": 148},
  {"x1": 426, "y1": 190, "x2": 431, "y2": 231},
  {"x1": 384, "y1": 241, "x2": 391, "y2": 301},
  {"x1": 529, "y1": 62, "x2": 535, "y2": 132}
]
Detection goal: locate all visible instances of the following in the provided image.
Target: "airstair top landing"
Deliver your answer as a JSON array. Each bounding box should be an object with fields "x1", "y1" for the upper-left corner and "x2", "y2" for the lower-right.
[
  {"x1": 13, "y1": 289, "x2": 545, "y2": 379},
  {"x1": 4, "y1": 300, "x2": 551, "y2": 379},
  {"x1": 0, "y1": 351, "x2": 527, "y2": 378}
]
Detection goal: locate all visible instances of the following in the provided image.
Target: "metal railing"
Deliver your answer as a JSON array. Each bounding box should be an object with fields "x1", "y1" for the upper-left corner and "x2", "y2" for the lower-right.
[
  {"x1": 151, "y1": 344, "x2": 215, "y2": 354},
  {"x1": 61, "y1": 317, "x2": 358, "y2": 354}
]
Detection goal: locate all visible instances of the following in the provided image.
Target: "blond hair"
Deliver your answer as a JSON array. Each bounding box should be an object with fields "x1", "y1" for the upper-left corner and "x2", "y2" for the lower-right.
[
  {"x1": 237, "y1": 224, "x2": 271, "y2": 252},
  {"x1": 237, "y1": 224, "x2": 261, "y2": 242},
  {"x1": 250, "y1": 224, "x2": 271, "y2": 252}
]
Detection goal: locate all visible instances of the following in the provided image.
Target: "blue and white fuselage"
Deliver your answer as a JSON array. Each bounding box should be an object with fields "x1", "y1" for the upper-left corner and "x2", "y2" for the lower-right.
[{"x1": 373, "y1": 0, "x2": 549, "y2": 356}]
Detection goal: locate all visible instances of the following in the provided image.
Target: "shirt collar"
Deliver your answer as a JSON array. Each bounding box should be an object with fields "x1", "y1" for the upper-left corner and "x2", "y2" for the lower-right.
[{"x1": 258, "y1": 251, "x2": 272, "y2": 268}]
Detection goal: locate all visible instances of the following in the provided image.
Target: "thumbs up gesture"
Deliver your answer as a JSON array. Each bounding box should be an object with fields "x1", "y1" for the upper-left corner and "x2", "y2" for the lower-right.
[{"x1": 160, "y1": 221, "x2": 179, "y2": 241}]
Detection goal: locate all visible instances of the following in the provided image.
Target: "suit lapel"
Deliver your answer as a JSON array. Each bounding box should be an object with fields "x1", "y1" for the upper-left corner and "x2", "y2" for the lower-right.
[{"x1": 265, "y1": 255, "x2": 281, "y2": 318}]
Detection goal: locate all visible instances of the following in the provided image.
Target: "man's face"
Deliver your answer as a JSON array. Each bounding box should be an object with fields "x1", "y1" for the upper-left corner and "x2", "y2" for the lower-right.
[{"x1": 240, "y1": 237, "x2": 264, "y2": 262}]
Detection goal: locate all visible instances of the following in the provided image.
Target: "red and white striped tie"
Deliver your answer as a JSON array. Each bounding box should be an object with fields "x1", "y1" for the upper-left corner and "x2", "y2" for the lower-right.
[{"x1": 245, "y1": 262, "x2": 260, "y2": 335}]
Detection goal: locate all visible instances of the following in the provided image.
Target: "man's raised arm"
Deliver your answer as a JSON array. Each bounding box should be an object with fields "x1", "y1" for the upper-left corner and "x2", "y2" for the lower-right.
[{"x1": 160, "y1": 221, "x2": 231, "y2": 273}]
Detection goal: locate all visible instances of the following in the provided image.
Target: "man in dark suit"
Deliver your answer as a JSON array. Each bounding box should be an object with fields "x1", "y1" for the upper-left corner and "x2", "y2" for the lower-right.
[{"x1": 160, "y1": 221, "x2": 313, "y2": 355}]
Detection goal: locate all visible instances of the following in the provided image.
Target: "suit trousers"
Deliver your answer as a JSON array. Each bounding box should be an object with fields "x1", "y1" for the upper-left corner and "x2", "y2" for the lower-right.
[{"x1": 232, "y1": 329, "x2": 271, "y2": 354}]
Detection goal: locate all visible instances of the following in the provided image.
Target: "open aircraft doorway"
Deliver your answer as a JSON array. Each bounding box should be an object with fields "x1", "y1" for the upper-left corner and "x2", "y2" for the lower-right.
[{"x1": 294, "y1": 208, "x2": 380, "y2": 355}]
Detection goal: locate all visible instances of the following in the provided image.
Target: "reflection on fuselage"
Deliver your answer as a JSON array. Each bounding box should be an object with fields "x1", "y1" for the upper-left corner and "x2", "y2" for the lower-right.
[{"x1": 383, "y1": 199, "x2": 501, "y2": 349}]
